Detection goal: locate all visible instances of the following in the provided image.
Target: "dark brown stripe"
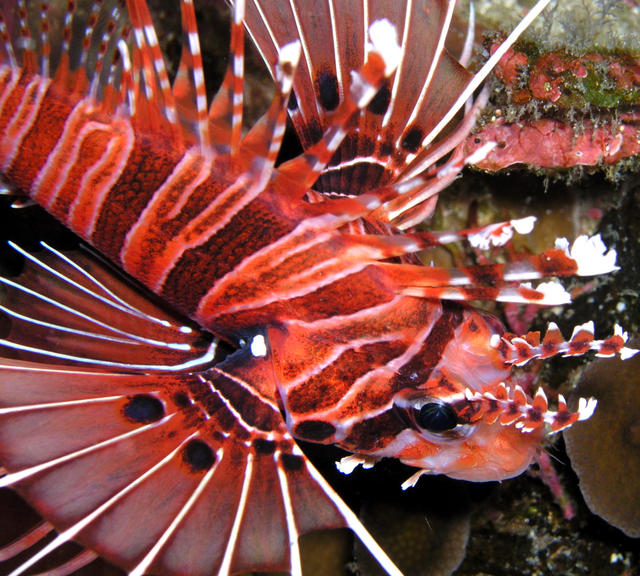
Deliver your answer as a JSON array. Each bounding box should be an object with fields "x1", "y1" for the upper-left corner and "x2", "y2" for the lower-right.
[
  {"x1": 48, "y1": 127, "x2": 114, "y2": 221},
  {"x1": 160, "y1": 195, "x2": 296, "y2": 315},
  {"x1": 286, "y1": 340, "x2": 407, "y2": 415},
  {"x1": 91, "y1": 131, "x2": 182, "y2": 262},
  {"x1": 314, "y1": 161, "x2": 387, "y2": 196},
  {"x1": 390, "y1": 304, "x2": 464, "y2": 392},
  {"x1": 0, "y1": 70, "x2": 30, "y2": 143},
  {"x1": 344, "y1": 409, "x2": 405, "y2": 452},
  {"x1": 185, "y1": 377, "x2": 237, "y2": 432},
  {"x1": 6, "y1": 81, "x2": 77, "y2": 193},
  {"x1": 464, "y1": 263, "x2": 504, "y2": 287},
  {"x1": 211, "y1": 367, "x2": 283, "y2": 433}
]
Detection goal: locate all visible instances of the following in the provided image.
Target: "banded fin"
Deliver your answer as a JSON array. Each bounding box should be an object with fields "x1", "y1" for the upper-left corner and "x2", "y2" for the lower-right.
[
  {"x1": 381, "y1": 233, "x2": 619, "y2": 306},
  {"x1": 206, "y1": 0, "x2": 246, "y2": 152},
  {"x1": 244, "y1": 0, "x2": 553, "y2": 227},
  {"x1": 495, "y1": 322, "x2": 638, "y2": 366},
  {"x1": 0, "y1": 243, "x2": 403, "y2": 576},
  {"x1": 244, "y1": 0, "x2": 470, "y2": 193}
]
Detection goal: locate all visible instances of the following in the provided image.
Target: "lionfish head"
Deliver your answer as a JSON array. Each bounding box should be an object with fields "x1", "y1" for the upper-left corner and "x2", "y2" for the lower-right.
[
  {"x1": 387, "y1": 310, "x2": 540, "y2": 483},
  {"x1": 332, "y1": 308, "x2": 616, "y2": 485}
]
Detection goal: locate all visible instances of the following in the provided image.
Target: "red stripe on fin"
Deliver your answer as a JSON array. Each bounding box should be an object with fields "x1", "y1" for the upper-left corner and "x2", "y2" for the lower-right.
[{"x1": 207, "y1": 0, "x2": 245, "y2": 152}]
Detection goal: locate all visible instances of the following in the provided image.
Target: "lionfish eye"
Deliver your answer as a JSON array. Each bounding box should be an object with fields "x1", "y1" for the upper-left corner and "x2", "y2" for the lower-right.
[{"x1": 416, "y1": 402, "x2": 458, "y2": 433}]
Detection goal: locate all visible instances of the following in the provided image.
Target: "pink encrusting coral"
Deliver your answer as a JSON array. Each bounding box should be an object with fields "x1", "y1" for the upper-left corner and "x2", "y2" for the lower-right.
[
  {"x1": 464, "y1": 43, "x2": 640, "y2": 171},
  {"x1": 465, "y1": 115, "x2": 640, "y2": 170}
]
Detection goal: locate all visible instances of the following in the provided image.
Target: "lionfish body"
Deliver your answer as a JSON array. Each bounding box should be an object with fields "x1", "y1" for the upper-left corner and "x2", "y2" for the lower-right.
[{"x1": 0, "y1": 1, "x2": 634, "y2": 575}]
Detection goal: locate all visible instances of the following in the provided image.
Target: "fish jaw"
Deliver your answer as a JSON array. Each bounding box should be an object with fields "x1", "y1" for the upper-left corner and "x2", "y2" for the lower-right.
[{"x1": 390, "y1": 421, "x2": 545, "y2": 483}]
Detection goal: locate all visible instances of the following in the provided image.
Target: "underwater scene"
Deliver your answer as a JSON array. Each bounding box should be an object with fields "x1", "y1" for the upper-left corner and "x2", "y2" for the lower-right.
[{"x1": 0, "y1": 0, "x2": 638, "y2": 575}]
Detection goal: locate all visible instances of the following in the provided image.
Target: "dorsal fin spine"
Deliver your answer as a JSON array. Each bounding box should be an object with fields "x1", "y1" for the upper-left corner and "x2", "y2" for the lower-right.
[
  {"x1": 179, "y1": 0, "x2": 211, "y2": 151},
  {"x1": 0, "y1": 12, "x2": 17, "y2": 69},
  {"x1": 239, "y1": 40, "x2": 301, "y2": 180},
  {"x1": 38, "y1": 2, "x2": 51, "y2": 78},
  {"x1": 78, "y1": 1, "x2": 101, "y2": 70},
  {"x1": 206, "y1": 0, "x2": 246, "y2": 153},
  {"x1": 88, "y1": 5, "x2": 121, "y2": 103},
  {"x1": 50, "y1": 0, "x2": 75, "y2": 85},
  {"x1": 134, "y1": 0, "x2": 179, "y2": 126},
  {"x1": 61, "y1": 1, "x2": 74, "y2": 55},
  {"x1": 17, "y1": 0, "x2": 37, "y2": 73},
  {"x1": 265, "y1": 41, "x2": 300, "y2": 165},
  {"x1": 229, "y1": 0, "x2": 246, "y2": 151},
  {"x1": 396, "y1": 0, "x2": 456, "y2": 150},
  {"x1": 115, "y1": 37, "x2": 136, "y2": 115}
]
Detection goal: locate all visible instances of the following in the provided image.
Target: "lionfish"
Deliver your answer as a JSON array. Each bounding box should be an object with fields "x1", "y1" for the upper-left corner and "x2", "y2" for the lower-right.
[{"x1": 0, "y1": 0, "x2": 635, "y2": 575}]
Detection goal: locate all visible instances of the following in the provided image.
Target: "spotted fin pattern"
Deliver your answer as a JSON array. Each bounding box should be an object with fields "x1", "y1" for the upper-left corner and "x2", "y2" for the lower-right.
[
  {"x1": 243, "y1": 0, "x2": 554, "y2": 229},
  {"x1": 0, "y1": 243, "x2": 402, "y2": 576}
]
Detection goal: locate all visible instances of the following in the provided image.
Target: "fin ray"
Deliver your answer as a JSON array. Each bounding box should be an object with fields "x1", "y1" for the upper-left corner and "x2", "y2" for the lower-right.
[{"x1": 0, "y1": 245, "x2": 402, "y2": 576}]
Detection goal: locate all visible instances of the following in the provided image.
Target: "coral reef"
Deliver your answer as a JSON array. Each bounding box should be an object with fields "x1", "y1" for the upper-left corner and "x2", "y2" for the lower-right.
[
  {"x1": 461, "y1": 0, "x2": 640, "y2": 177},
  {"x1": 564, "y1": 342, "x2": 640, "y2": 539}
]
